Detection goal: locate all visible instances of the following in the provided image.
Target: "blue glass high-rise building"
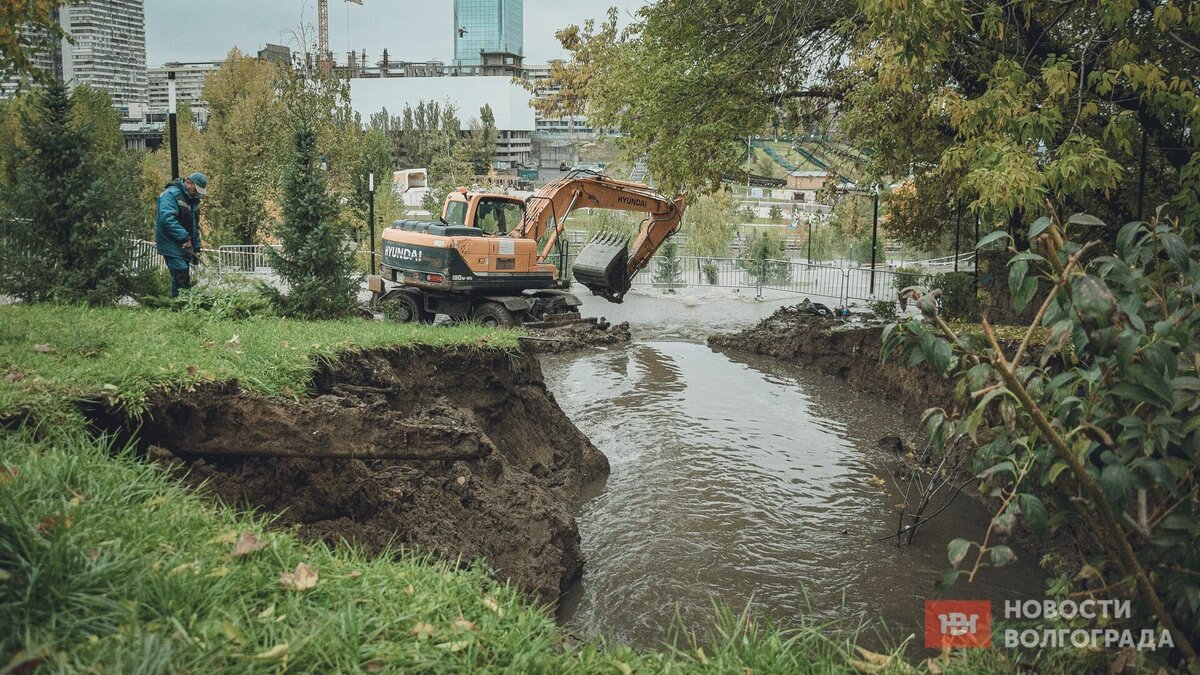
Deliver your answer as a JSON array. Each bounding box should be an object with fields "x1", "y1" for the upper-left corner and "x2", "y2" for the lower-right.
[{"x1": 453, "y1": 0, "x2": 523, "y2": 66}]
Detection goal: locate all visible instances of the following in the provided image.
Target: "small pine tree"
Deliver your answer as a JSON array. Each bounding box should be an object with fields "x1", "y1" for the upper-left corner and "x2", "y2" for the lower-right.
[
  {"x1": 768, "y1": 204, "x2": 783, "y2": 223},
  {"x1": 265, "y1": 123, "x2": 362, "y2": 319},
  {"x1": 0, "y1": 80, "x2": 142, "y2": 304},
  {"x1": 653, "y1": 239, "x2": 684, "y2": 289}
]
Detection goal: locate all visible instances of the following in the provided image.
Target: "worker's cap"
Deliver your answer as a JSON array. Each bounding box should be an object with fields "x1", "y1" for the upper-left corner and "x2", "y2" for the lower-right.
[{"x1": 188, "y1": 172, "x2": 208, "y2": 195}]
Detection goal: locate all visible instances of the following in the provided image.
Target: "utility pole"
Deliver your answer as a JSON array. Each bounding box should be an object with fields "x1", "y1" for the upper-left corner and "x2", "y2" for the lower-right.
[{"x1": 167, "y1": 71, "x2": 179, "y2": 180}]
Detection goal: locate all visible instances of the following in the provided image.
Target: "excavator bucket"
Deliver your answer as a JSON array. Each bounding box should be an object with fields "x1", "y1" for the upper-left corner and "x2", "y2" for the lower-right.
[{"x1": 572, "y1": 232, "x2": 631, "y2": 303}]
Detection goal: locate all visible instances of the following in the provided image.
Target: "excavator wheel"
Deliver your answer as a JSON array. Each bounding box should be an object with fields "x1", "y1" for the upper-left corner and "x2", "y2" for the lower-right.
[
  {"x1": 473, "y1": 301, "x2": 515, "y2": 328},
  {"x1": 382, "y1": 292, "x2": 430, "y2": 324}
]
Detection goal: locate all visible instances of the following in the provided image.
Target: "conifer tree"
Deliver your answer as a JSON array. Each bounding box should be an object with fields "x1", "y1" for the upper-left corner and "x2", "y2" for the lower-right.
[
  {"x1": 264, "y1": 121, "x2": 362, "y2": 318},
  {"x1": 0, "y1": 80, "x2": 141, "y2": 304}
]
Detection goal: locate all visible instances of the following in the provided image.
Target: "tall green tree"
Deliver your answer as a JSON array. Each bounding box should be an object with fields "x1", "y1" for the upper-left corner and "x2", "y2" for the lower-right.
[
  {"x1": 467, "y1": 104, "x2": 498, "y2": 174},
  {"x1": 0, "y1": 81, "x2": 143, "y2": 304},
  {"x1": 265, "y1": 71, "x2": 362, "y2": 319},
  {"x1": 542, "y1": 0, "x2": 1198, "y2": 238},
  {"x1": 683, "y1": 189, "x2": 739, "y2": 257},
  {"x1": 265, "y1": 122, "x2": 362, "y2": 319},
  {"x1": 202, "y1": 49, "x2": 287, "y2": 246},
  {"x1": 0, "y1": 0, "x2": 68, "y2": 88}
]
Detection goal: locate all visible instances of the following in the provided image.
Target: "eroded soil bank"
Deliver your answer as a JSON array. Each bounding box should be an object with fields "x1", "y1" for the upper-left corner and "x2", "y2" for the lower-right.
[
  {"x1": 87, "y1": 346, "x2": 609, "y2": 603},
  {"x1": 708, "y1": 305, "x2": 951, "y2": 414}
]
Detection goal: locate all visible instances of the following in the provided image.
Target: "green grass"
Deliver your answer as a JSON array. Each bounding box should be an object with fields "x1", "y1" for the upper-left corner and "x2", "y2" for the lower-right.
[
  {"x1": 0, "y1": 429, "x2": 903, "y2": 673},
  {"x1": 0, "y1": 305, "x2": 521, "y2": 426}
]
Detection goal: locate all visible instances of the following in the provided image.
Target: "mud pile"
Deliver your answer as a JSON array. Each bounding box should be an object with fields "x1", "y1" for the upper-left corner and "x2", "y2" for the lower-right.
[
  {"x1": 92, "y1": 347, "x2": 609, "y2": 603},
  {"x1": 708, "y1": 305, "x2": 951, "y2": 414},
  {"x1": 522, "y1": 318, "x2": 631, "y2": 353}
]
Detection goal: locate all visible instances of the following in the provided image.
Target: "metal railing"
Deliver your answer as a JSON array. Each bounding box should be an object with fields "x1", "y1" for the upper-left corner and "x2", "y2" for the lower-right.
[{"x1": 121, "y1": 238, "x2": 972, "y2": 308}]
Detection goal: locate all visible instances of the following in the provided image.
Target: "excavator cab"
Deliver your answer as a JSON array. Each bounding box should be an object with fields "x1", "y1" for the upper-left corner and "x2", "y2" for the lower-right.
[{"x1": 442, "y1": 190, "x2": 525, "y2": 235}]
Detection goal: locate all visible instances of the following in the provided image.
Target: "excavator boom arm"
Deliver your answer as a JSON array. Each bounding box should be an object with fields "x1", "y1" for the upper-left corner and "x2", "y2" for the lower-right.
[{"x1": 513, "y1": 172, "x2": 686, "y2": 302}]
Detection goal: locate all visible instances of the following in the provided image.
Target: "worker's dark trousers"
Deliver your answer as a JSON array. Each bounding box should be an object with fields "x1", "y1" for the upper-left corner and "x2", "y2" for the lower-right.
[{"x1": 165, "y1": 259, "x2": 191, "y2": 298}]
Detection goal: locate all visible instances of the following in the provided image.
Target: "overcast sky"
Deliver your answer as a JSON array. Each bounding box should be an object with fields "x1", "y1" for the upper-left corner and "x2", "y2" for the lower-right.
[{"x1": 146, "y1": 1, "x2": 646, "y2": 66}]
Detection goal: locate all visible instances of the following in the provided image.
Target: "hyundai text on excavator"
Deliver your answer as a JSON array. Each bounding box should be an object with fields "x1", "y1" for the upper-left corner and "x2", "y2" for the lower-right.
[{"x1": 368, "y1": 171, "x2": 686, "y2": 327}]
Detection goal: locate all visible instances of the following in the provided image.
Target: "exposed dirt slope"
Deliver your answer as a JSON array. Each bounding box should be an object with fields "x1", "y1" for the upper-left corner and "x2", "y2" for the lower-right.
[
  {"x1": 708, "y1": 306, "x2": 951, "y2": 414},
  {"x1": 91, "y1": 347, "x2": 609, "y2": 603}
]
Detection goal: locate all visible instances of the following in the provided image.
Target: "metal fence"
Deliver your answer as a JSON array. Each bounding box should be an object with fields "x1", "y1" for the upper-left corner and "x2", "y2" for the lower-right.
[
  {"x1": 557, "y1": 252, "x2": 942, "y2": 306},
  {"x1": 126, "y1": 238, "x2": 967, "y2": 307}
]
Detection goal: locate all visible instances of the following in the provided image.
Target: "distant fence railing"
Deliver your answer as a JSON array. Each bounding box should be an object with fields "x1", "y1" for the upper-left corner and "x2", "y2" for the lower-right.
[
  {"x1": 557, "y1": 252, "x2": 964, "y2": 306},
  {"x1": 127, "y1": 237, "x2": 969, "y2": 308}
]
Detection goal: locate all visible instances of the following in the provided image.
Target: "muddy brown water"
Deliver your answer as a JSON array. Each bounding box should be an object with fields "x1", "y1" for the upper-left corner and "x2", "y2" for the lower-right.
[{"x1": 541, "y1": 340, "x2": 1044, "y2": 649}]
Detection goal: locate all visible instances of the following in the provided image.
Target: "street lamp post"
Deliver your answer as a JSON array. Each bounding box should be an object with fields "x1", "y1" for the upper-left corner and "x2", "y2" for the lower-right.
[
  {"x1": 368, "y1": 172, "x2": 376, "y2": 275},
  {"x1": 167, "y1": 71, "x2": 179, "y2": 180},
  {"x1": 954, "y1": 201, "x2": 962, "y2": 273},
  {"x1": 869, "y1": 186, "x2": 880, "y2": 296},
  {"x1": 807, "y1": 215, "x2": 813, "y2": 264}
]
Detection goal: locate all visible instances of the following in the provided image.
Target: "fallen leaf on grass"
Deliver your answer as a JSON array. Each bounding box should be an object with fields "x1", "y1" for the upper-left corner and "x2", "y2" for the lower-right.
[
  {"x1": 452, "y1": 617, "x2": 477, "y2": 632},
  {"x1": 410, "y1": 622, "x2": 435, "y2": 639},
  {"x1": 31, "y1": 344, "x2": 55, "y2": 354},
  {"x1": 0, "y1": 569, "x2": 11, "y2": 582},
  {"x1": 68, "y1": 489, "x2": 87, "y2": 506},
  {"x1": 210, "y1": 530, "x2": 238, "y2": 545},
  {"x1": 455, "y1": 476, "x2": 467, "y2": 486},
  {"x1": 226, "y1": 335, "x2": 240, "y2": 349},
  {"x1": 0, "y1": 465, "x2": 17, "y2": 486},
  {"x1": 253, "y1": 643, "x2": 288, "y2": 661},
  {"x1": 482, "y1": 596, "x2": 503, "y2": 616},
  {"x1": 207, "y1": 566, "x2": 231, "y2": 578},
  {"x1": 437, "y1": 640, "x2": 470, "y2": 652},
  {"x1": 404, "y1": 584, "x2": 414, "y2": 596},
  {"x1": 281, "y1": 385, "x2": 294, "y2": 398},
  {"x1": 170, "y1": 562, "x2": 200, "y2": 575},
  {"x1": 186, "y1": 365, "x2": 198, "y2": 376},
  {"x1": 36, "y1": 513, "x2": 72, "y2": 533},
  {"x1": 256, "y1": 603, "x2": 275, "y2": 619},
  {"x1": 221, "y1": 620, "x2": 246, "y2": 645},
  {"x1": 364, "y1": 660, "x2": 385, "y2": 672},
  {"x1": 231, "y1": 532, "x2": 267, "y2": 558},
  {"x1": 3, "y1": 371, "x2": 25, "y2": 383},
  {"x1": 614, "y1": 662, "x2": 632, "y2": 675},
  {"x1": 102, "y1": 383, "x2": 118, "y2": 393},
  {"x1": 346, "y1": 570, "x2": 363, "y2": 579},
  {"x1": 279, "y1": 563, "x2": 318, "y2": 591},
  {"x1": 3, "y1": 647, "x2": 49, "y2": 675}
]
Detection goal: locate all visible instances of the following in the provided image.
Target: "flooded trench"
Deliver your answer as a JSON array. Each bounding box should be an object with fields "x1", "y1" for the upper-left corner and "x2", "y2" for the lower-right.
[{"x1": 541, "y1": 340, "x2": 1043, "y2": 648}]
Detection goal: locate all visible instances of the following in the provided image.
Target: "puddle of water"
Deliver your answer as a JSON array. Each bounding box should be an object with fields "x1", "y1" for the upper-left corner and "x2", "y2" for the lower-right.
[{"x1": 541, "y1": 341, "x2": 1043, "y2": 649}]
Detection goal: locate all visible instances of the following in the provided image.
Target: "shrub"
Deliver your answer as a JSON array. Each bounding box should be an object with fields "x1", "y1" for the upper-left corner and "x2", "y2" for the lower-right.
[
  {"x1": 883, "y1": 212, "x2": 1200, "y2": 662},
  {"x1": 739, "y1": 228, "x2": 791, "y2": 286},
  {"x1": 653, "y1": 239, "x2": 684, "y2": 289},
  {"x1": 768, "y1": 204, "x2": 784, "y2": 223},
  {"x1": 701, "y1": 260, "x2": 720, "y2": 285},
  {"x1": 892, "y1": 266, "x2": 926, "y2": 293},
  {"x1": 868, "y1": 298, "x2": 898, "y2": 321},
  {"x1": 177, "y1": 279, "x2": 273, "y2": 320},
  {"x1": 927, "y1": 271, "x2": 978, "y2": 321}
]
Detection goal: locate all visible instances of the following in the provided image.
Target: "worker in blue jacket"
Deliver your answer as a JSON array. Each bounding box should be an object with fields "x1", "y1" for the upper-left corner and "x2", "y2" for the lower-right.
[{"x1": 155, "y1": 172, "x2": 207, "y2": 297}]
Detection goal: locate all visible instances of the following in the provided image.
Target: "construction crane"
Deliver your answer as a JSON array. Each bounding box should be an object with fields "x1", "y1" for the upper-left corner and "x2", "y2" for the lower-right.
[{"x1": 317, "y1": 0, "x2": 362, "y2": 72}]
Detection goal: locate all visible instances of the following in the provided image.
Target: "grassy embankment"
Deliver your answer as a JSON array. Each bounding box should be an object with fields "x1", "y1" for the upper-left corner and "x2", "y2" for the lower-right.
[{"x1": 1, "y1": 304, "x2": 910, "y2": 672}]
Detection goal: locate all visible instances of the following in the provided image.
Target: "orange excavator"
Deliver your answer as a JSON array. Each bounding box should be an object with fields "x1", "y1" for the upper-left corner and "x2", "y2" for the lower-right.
[{"x1": 369, "y1": 170, "x2": 686, "y2": 327}]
